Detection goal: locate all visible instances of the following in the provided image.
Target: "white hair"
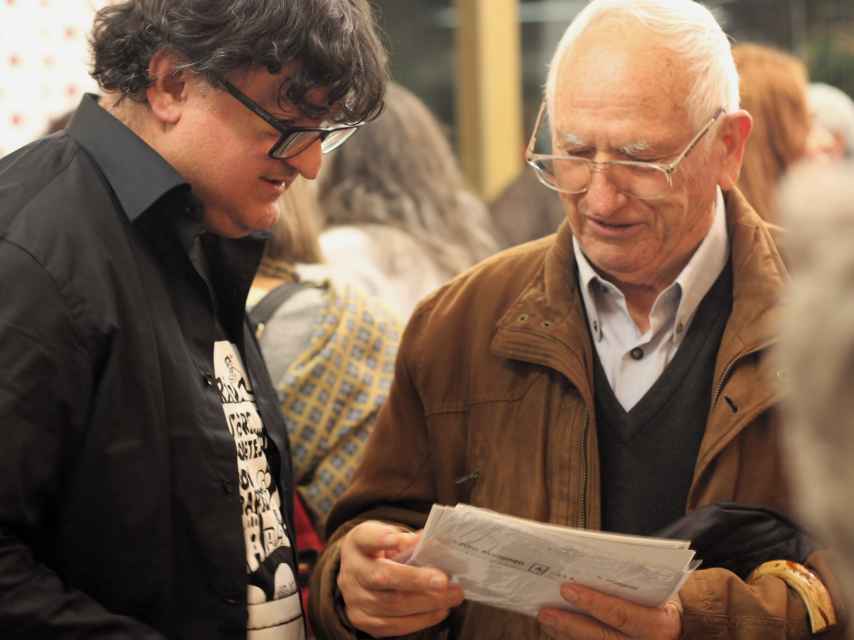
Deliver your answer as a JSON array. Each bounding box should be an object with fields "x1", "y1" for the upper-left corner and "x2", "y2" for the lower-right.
[
  {"x1": 808, "y1": 83, "x2": 854, "y2": 156},
  {"x1": 544, "y1": 0, "x2": 740, "y2": 127}
]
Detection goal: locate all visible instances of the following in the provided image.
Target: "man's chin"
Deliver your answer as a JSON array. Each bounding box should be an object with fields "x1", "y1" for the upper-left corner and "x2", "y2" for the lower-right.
[{"x1": 203, "y1": 209, "x2": 279, "y2": 239}]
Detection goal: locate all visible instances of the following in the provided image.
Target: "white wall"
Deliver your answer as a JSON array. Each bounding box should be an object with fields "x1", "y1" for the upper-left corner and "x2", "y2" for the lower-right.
[{"x1": 0, "y1": 0, "x2": 109, "y2": 157}]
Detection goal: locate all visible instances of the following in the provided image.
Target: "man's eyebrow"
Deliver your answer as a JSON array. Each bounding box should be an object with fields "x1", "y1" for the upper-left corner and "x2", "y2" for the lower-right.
[
  {"x1": 557, "y1": 133, "x2": 653, "y2": 156},
  {"x1": 557, "y1": 132, "x2": 588, "y2": 147},
  {"x1": 618, "y1": 140, "x2": 652, "y2": 155}
]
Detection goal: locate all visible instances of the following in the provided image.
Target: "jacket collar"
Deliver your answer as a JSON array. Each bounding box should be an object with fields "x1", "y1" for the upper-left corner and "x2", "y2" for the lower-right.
[
  {"x1": 67, "y1": 93, "x2": 188, "y2": 223},
  {"x1": 492, "y1": 189, "x2": 787, "y2": 406},
  {"x1": 714, "y1": 188, "x2": 787, "y2": 389}
]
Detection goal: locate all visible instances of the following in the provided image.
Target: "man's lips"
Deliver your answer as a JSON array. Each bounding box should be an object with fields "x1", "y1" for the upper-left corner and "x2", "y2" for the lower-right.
[
  {"x1": 586, "y1": 216, "x2": 642, "y2": 236},
  {"x1": 260, "y1": 176, "x2": 293, "y2": 192}
]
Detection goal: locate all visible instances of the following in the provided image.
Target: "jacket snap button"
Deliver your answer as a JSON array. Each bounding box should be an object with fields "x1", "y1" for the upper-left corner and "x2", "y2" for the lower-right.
[
  {"x1": 518, "y1": 314, "x2": 529, "y2": 322},
  {"x1": 542, "y1": 320, "x2": 552, "y2": 329}
]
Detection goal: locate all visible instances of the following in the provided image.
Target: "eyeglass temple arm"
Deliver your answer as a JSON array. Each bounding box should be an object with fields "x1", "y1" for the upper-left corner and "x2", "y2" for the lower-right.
[
  {"x1": 526, "y1": 101, "x2": 548, "y2": 157},
  {"x1": 665, "y1": 107, "x2": 727, "y2": 172}
]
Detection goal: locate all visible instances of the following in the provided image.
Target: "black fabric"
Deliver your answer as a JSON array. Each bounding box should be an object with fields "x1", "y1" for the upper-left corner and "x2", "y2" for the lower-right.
[
  {"x1": 594, "y1": 264, "x2": 733, "y2": 535},
  {"x1": 0, "y1": 94, "x2": 298, "y2": 638},
  {"x1": 656, "y1": 502, "x2": 819, "y2": 580}
]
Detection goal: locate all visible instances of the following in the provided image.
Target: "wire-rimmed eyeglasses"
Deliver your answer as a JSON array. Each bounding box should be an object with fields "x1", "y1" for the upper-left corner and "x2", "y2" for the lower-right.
[{"x1": 525, "y1": 100, "x2": 725, "y2": 200}]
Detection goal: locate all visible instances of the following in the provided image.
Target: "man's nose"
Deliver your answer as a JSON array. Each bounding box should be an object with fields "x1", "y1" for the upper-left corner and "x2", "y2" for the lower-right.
[
  {"x1": 583, "y1": 166, "x2": 625, "y2": 216},
  {"x1": 284, "y1": 139, "x2": 323, "y2": 180}
]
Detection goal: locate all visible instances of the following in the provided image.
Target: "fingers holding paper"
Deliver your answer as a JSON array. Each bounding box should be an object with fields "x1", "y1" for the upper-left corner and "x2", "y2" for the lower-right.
[
  {"x1": 338, "y1": 520, "x2": 466, "y2": 637},
  {"x1": 538, "y1": 584, "x2": 682, "y2": 640}
]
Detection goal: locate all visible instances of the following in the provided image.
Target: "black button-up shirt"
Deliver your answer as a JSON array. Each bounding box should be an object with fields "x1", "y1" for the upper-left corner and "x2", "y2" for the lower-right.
[{"x1": 0, "y1": 94, "x2": 298, "y2": 639}]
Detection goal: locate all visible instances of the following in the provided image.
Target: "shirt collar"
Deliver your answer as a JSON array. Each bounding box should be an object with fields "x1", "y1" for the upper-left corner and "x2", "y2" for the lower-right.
[
  {"x1": 66, "y1": 93, "x2": 189, "y2": 223},
  {"x1": 573, "y1": 187, "x2": 729, "y2": 336}
]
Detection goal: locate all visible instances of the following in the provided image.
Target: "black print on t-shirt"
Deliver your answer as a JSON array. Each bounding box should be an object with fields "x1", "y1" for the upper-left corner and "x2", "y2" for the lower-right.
[{"x1": 214, "y1": 341, "x2": 304, "y2": 639}]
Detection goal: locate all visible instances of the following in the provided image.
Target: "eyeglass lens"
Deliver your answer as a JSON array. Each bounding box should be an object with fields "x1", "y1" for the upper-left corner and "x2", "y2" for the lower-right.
[
  {"x1": 530, "y1": 157, "x2": 670, "y2": 199},
  {"x1": 272, "y1": 127, "x2": 357, "y2": 160}
]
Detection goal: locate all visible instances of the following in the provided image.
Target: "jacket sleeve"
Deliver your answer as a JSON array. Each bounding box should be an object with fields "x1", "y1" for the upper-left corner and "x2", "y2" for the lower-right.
[
  {"x1": 0, "y1": 242, "x2": 165, "y2": 639},
  {"x1": 309, "y1": 304, "x2": 443, "y2": 639},
  {"x1": 679, "y1": 550, "x2": 846, "y2": 639}
]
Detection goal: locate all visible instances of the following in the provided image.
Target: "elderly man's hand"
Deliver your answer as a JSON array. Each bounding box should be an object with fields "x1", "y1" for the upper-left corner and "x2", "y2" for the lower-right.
[
  {"x1": 337, "y1": 521, "x2": 465, "y2": 638},
  {"x1": 538, "y1": 584, "x2": 682, "y2": 639}
]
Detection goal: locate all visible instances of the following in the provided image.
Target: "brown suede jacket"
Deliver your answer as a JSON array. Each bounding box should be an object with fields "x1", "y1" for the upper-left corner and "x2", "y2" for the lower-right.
[{"x1": 310, "y1": 190, "x2": 845, "y2": 639}]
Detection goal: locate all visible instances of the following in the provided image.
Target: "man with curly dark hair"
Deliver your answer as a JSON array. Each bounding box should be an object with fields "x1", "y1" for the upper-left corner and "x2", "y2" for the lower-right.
[{"x1": 0, "y1": 1, "x2": 386, "y2": 638}]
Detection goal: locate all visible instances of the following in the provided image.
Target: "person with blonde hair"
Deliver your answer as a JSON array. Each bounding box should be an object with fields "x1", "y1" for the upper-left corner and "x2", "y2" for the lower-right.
[
  {"x1": 317, "y1": 82, "x2": 500, "y2": 320},
  {"x1": 249, "y1": 177, "x2": 402, "y2": 624},
  {"x1": 734, "y1": 43, "x2": 812, "y2": 221},
  {"x1": 250, "y1": 178, "x2": 402, "y2": 531}
]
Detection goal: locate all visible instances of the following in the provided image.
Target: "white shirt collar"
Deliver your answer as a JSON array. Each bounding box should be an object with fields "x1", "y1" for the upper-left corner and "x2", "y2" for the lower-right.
[{"x1": 574, "y1": 187, "x2": 729, "y2": 339}]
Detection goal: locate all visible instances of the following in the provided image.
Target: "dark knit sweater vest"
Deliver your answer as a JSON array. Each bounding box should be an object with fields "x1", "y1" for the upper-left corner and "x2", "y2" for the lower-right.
[{"x1": 593, "y1": 264, "x2": 732, "y2": 536}]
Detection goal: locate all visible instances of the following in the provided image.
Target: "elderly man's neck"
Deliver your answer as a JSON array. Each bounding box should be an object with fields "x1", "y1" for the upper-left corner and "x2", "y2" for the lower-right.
[
  {"x1": 606, "y1": 276, "x2": 673, "y2": 334},
  {"x1": 599, "y1": 242, "x2": 705, "y2": 334}
]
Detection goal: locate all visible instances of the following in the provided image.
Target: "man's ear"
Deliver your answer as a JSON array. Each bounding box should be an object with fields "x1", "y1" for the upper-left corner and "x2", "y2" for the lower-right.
[
  {"x1": 716, "y1": 109, "x2": 753, "y2": 191},
  {"x1": 145, "y1": 49, "x2": 189, "y2": 125}
]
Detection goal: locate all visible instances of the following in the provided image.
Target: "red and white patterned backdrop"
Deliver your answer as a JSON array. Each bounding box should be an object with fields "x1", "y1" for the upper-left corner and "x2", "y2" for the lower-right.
[{"x1": 0, "y1": 0, "x2": 109, "y2": 157}]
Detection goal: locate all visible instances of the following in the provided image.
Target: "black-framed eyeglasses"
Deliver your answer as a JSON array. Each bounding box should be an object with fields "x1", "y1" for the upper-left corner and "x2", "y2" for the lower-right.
[{"x1": 217, "y1": 76, "x2": 362, "y2": 160}]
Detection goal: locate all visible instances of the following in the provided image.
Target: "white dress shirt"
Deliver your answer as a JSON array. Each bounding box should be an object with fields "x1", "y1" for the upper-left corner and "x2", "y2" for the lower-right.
[{"x1": 574, "y1": 188, "x2": 729, "y2": 410}]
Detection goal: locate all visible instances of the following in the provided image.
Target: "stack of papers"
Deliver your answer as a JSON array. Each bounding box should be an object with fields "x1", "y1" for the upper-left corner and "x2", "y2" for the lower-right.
[{"x1": 406, "y1": 504, "x2": 700, "y2": 618}]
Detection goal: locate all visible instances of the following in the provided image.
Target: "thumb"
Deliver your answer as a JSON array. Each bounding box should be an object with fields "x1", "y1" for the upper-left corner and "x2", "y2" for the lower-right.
[
  {"x1": 383, "y1": 530, "x2": 423, "y2": 562},
  {"x1": 348, "y1": 521, "x2": 416, "y2": 557}
]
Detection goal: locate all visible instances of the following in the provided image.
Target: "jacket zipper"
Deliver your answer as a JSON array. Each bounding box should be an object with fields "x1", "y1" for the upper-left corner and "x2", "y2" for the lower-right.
[{"x1": 577, "y1": 409, "x2": 589, "y2": 529}]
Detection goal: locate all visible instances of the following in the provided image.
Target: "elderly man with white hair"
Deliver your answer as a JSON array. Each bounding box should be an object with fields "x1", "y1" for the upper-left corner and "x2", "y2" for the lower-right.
[{"x1": 309, "y1": 1, "x2": 844, "y2": 638}]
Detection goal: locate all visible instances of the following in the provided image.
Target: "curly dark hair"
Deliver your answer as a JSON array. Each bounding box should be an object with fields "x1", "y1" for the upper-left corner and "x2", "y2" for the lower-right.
[{"x1": 89, "y1": 0, "x2": 387, "y2": 124}]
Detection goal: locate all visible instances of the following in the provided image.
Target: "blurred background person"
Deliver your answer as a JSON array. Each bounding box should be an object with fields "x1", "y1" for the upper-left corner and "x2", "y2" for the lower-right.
[
  {"x1": 317, "y1": 81, "x2": 500, "y2": 321},
  {"x1": 734, "y1": 42, "x2": 812, "y2": 222},
  {"x1": 778, "y1": 159, "x2": 854, "y2": 635},
  {"x1": 249, "y1": 178, "x2": 402, "y2": 618},
  {"x1": 807, "y1": 83, "x2": 854, "y2": 161},
  {"x1": 489, "y1": 167, "x2": 565, "y2": 248},
  {"x1": 249, "y1": 178, "x2": 402, "y2": 534}
]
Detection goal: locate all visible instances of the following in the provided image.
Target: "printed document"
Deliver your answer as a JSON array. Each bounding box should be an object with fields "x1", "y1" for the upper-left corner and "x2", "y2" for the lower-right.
[{"x1": 406, "y1": 504, "x2": 699, "y2": 618}]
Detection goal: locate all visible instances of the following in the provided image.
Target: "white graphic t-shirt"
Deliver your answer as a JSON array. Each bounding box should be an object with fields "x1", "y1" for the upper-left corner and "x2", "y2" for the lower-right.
[{"x1": 214, "y1": 341, "x2": 305, "y2": 640}]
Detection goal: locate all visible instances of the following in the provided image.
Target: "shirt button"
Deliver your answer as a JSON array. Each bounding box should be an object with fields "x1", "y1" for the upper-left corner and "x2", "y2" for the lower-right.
[{"x1": 630, "y1": 347, "x2": 644, "y2": 360}]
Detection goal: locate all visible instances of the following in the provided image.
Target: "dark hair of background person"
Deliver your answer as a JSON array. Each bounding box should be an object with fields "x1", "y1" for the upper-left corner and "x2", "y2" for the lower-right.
[
  {"x1": 317, "y1": 81, "x2": 498, "y2": 278},
  {"x1": 89, "y1": 0, "x2": 387, "y2": 124},
  {"x1": 489, "y1": 169, "x2": 565, "y2": 248},
  {"x1": 734, "y1": 43, "x2": 811, "y2": 222}
]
